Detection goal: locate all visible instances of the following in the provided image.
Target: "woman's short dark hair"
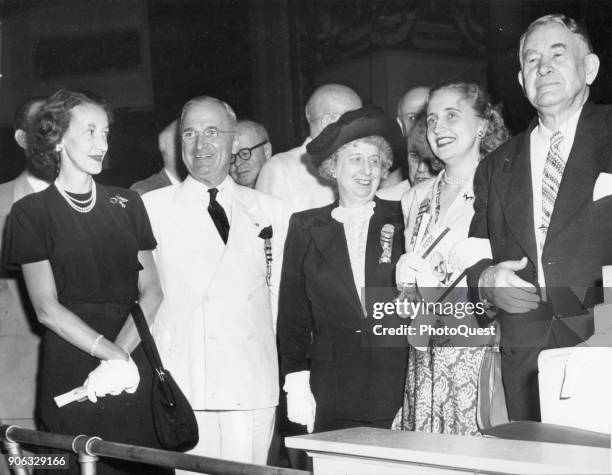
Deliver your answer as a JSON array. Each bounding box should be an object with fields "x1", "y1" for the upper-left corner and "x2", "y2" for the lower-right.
[
  {"x1": 28, "y1": 89, "x2": 111, "y2": 181},
  {"x1": 427, "y1": 80, "x2": 510, "y2": 158}
]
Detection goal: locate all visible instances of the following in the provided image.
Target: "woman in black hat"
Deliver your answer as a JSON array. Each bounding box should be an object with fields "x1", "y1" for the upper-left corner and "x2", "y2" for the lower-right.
[{"x1": 277, "y1": 106, "x2": 409, "y2": 433}]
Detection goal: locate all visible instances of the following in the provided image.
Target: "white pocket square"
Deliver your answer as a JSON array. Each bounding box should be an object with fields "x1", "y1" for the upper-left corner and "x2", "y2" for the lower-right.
[{"x1": 593, "y1": 172, "x2": 612, "y2": 201}]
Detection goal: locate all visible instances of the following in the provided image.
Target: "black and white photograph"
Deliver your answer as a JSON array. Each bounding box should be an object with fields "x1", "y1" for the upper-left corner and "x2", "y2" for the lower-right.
[{"x1": 1, "y1": 1, "x2": 612, "y2": 474}]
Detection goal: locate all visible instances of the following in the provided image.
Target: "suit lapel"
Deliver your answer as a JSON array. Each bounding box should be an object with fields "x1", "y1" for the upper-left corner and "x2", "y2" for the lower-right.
[
  {"x1": 310, "y1": 203, "x2": 364, "y2": 317},
  {"x1": 177, "y1": 178, "x2": 225, "y2": 294},
  {"x1": 499, "y1": 124, "x2": 539, "y2": 267},
  {"x1": 207, "y1": 184, "x2": 261, "y2": 294},
  {"x1": 545, "y1": 103, "x2": 609, "y2": 248}
]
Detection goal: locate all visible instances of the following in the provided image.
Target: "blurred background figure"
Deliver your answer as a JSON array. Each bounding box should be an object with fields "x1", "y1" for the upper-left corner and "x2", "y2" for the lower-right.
[
  {"x1": 230, "y1": 120, "x2": 271, "y2": 188},
  {"x1": 377, "y1": 110, "x2": 440, "y2": 200},
  {"x1": 256, "y1": 83, "x2": 362, "y2": 214},
  {"x1": 407, "y1": 111, "x2": 443, "y2": 186},
  {"x1": 131, "y1": 119, "x2": 184, "y2": 195},
  {"x1": 0, "y1": 96, "x2": 48, "y2": 434},
  {"x1": 379, "y1": 86, "x2": 432, "y2": 192},
  {"x1": 396, "y1": 86, "x2": 430, "y2": 137}
]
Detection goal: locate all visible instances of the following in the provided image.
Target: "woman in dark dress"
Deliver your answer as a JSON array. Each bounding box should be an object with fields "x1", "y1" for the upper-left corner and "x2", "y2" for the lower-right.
[
  {"x1": 278, "y1": 106, "x2": 409, "y2": 433},
  {"x1": 5, "y1": 90, "x2": 171, "y2": 474}
]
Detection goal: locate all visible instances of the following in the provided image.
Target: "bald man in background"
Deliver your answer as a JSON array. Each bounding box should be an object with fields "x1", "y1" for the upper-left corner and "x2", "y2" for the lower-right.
[
  {"x1": 230, "y1": 120, "x2": 271, "y2": 188},
  {"x1": 131, "y1": 119, "x2": 184, "y2": 195},
  {"x1": 396, "y1": 86, "x2": 430, "y2": 137},
  {"x1": 377, "y1": 87, "x2": 432, "y2": 199},
  {"x1": 256, "y1": 83, "x2": 362, "y2": 214}
]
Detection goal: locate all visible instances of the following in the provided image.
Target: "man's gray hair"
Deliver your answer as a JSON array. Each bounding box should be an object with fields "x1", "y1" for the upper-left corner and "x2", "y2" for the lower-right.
[
  {"x1": 519, "y1": 14, "x2": 592, "y2": 64},
  {"x1": 180, "y1": 96, "x2": 237, "y2": 128}
]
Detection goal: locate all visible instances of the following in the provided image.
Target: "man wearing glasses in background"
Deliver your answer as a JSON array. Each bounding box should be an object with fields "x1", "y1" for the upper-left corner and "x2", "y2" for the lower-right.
[
  {"x1": 143, "y1": 96, "x2": 287, "y2": 470},
  {"x1": 230, "y1": 120, "x2": 271, "y2": 188}
]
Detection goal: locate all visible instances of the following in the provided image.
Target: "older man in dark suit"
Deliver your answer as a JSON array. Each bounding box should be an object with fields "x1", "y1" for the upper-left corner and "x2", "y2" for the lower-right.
[{"x1": 468, "y1": 14, "x2": 612, "y2": 421}]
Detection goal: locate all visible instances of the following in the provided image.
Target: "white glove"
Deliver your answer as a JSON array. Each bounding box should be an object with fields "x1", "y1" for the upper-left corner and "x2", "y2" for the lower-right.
[
  {"x1": 283, "y1": 370, "x2": 316, "y2": 433},
  {"x1": 448, "y1": 237, "x2": 492, "y2": 273},
  {"x1": 84, "y1": 357, "x2": 140, "y2": 403},
  {"x1": 396, "y1": 253, "x2": 440, "y2": 289},
  {"x1": 396, "y1": 253, "x2": 417, "y2": 287}
]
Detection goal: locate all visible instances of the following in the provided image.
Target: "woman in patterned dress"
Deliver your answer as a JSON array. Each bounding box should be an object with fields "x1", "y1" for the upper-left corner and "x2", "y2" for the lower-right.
[{"x1": 392, "y1": 81, "x2": 509, "y2": 435}]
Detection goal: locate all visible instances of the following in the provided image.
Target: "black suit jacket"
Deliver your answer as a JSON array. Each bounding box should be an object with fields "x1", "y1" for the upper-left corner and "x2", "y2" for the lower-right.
[
  {"x1": 278, "y1": 197, "x2": 408, "y2": 427},
  {"x1": 468, "y1": 102, "x2": 612, "y2": 420}
]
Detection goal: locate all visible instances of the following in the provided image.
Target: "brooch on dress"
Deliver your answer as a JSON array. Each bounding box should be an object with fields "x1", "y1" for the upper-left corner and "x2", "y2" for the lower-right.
[
  {"x1": 379, "y1": 223, "x2": 395, "y2": 263},
  {"x1": 463, "y1": 193, "x2": 475, "y2": 203},
  {"x1": 258, "y1": 225, "x2": 273, "y2": 285},
  {"x1": 110, "y1": 194, "x2": 129, "y2": 208}
]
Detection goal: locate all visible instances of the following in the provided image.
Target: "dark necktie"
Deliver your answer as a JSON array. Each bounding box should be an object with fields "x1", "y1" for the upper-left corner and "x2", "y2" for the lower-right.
[{"x1": 207, "y1": 188, "x2": 230, "y2": 244}]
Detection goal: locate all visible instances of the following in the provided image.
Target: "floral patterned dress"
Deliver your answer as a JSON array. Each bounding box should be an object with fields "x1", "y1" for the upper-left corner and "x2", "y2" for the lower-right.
[{"x1": 392, "y1": 171, "x2": 486, "y2": 436}]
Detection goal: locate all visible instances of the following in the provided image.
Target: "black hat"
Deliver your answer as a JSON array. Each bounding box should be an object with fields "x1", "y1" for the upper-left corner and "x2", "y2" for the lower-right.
[{"x1": 306, "y1": 105, "x2": 405, "y2": 171}]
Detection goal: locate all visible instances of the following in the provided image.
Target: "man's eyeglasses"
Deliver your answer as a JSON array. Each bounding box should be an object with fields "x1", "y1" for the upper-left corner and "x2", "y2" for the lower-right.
[
  {"x1": 231, "y1": 140, "x2": 269, "y2": 163},
  {"x1": 181, "y1": 127, "x2": 235, "y2": 143}
]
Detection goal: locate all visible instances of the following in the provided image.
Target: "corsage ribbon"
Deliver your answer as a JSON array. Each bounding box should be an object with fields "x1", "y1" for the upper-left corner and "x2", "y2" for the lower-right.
[
  {"x1": 258, "y1": 226, "x2": 273, "y2": 285},
  {"x1": 379, "y1": 223, "x2": 395, "y2": 263}
]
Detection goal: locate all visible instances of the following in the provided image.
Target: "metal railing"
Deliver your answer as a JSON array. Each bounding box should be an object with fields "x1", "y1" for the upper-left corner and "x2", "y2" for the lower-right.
[{"x1": 0, "y1": 425, "x2": 312, "y2": 475}]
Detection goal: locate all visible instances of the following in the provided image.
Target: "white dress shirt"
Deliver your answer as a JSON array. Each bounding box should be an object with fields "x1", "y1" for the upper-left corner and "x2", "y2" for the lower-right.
[
  {"x1": 529, "y1": 107, "x2": 582, "y2": 289},
  {"x1": 190, "y1": 174, "x2": 234, "y2": 224}
]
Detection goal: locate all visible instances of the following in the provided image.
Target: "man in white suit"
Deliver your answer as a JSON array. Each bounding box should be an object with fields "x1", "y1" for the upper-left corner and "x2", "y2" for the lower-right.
[{"x1": 143, "y1": 96, "x2": 287, "y2": 467}]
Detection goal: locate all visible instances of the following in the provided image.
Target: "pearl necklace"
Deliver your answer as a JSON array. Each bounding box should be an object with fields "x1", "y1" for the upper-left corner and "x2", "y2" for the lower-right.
[
  {"x1": 442, "y1": 170, "x2": 472, "y2": 186},
  {"x1": 54, "y1": 181, "x2": 97, "y2": 213}
]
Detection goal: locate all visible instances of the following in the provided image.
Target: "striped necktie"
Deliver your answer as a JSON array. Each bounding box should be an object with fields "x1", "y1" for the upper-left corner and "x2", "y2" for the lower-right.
[{"x1": 540, "y1": 131, "x2": 565, "y2": 240}]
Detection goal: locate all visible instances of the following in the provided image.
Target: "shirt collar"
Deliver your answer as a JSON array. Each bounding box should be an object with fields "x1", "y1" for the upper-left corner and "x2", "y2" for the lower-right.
[
  {"x1": 536, "y1": 105, "x2": 583, "y2": 142},
  {"x1": 185, "y1": 174, "x2": 234, "y2": 202},
  {"x1": 25, "y1": 171, "x2": 50, "y2": 192},
  {"x1": 163, "y1": 168, "x2": 180, "y2": 185}
]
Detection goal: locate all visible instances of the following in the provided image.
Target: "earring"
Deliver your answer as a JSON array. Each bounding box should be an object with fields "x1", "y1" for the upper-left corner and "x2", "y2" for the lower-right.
[
  {"x1": 476, "y1": 130, "x2": 485, "y2": 139},
  {"x1": 55, "y1": 143, "x2": 64, "y2": 153}
]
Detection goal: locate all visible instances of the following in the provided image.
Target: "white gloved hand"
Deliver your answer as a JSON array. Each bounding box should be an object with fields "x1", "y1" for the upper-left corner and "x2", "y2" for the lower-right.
[
  {"x1": 396, "y1": 253, "x2": 441, "y2": 289},
  {"x1": 283, "y1": 370, "x2": 316, "y2": 433},
  {"x1": 448, "y1": 237, "x2": 492, "y2": 273},
  {"x1": 84, "y1": 357, "x2": 140, "y2": 403},
  {"x1": 396, "y1": 253, "x2": 418, "y2": 287}
]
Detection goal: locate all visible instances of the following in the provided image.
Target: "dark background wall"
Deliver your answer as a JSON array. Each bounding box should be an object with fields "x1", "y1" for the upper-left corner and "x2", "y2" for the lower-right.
[{"x1": 1, "y1": 0, "x2": 611, "y2": 186}]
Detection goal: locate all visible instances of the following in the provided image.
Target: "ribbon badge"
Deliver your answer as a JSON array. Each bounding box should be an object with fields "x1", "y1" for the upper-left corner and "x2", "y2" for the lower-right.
[
  {"x1": 258, "y1": 225, "x2": 273, "y2": 285},
  {"x1": 110, "y1": 194, "x2": 129, "y2": 208},
  {"x1": 379, "y1": 223, "x2": 395, "y2": 264}
]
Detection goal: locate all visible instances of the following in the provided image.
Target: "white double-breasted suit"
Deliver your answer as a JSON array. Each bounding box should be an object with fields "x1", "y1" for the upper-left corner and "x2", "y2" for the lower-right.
[{"x1": 142, "y1": 174, "x2": 287, "y2": 464}]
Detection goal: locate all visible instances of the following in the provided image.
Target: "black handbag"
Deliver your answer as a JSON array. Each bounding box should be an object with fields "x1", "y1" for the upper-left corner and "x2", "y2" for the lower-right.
[{"x1": 130, "y1": 302, "x2": 199, "y2": 452}]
